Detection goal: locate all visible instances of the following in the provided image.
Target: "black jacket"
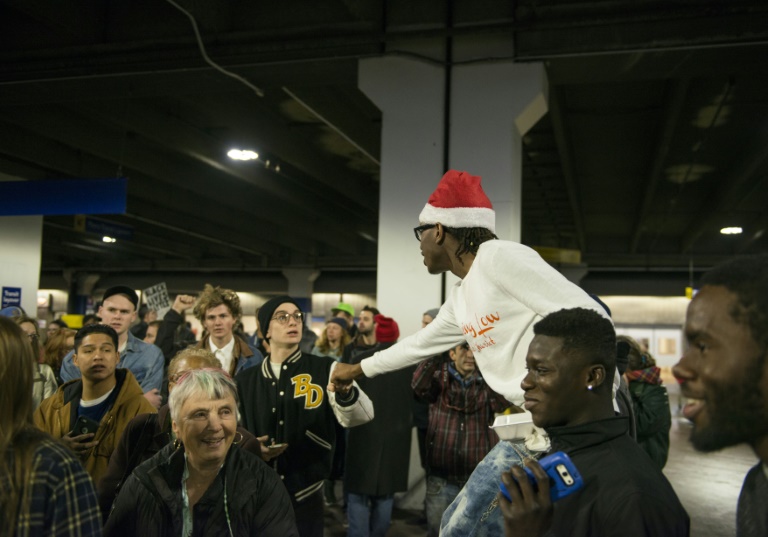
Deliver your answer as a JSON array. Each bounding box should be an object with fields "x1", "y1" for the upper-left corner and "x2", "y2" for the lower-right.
[
  {"x1": 543, "y1": 417, "x2": 689, "y2": 537},
  {"x1": 236, "y1": 349, "x2": 368, "y2": 502},
  {"x1": 98, "y1": 404, "x2": 263, "y2": 518},
  {"x1": 628, "y1": 381, "x2": 671, "y2": 469},
  {"x1": 344, "y1": 341, "x2": 414, "y2": 495},
  {"x1": 103, "y1": 443, "x2": 297, "y2": 537}
]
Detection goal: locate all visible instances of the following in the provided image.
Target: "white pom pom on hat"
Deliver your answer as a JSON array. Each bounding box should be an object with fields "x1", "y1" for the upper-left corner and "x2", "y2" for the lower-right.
[{"x1": 418, "y1": 170, "x2": 495, "y2": 233}]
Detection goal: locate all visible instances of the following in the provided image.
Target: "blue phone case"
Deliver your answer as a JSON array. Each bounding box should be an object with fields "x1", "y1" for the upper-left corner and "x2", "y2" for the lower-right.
[{"x1": 499, "y1": 451, "x2": 583, "y2": 503}]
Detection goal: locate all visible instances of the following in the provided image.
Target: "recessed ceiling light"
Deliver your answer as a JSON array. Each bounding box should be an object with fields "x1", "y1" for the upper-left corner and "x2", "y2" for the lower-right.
[
  {"x1": 102, "y1": 236, "x2": 117, "y2": 243},
  {"x1": 720, "y1": 227, "x2": 743, "y2": 235},
  {"x1": 227, "y1": 149, "x2": 259, "y2": 161}
]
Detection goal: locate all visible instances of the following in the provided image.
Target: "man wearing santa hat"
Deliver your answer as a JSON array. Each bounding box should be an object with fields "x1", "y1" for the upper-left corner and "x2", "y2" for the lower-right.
[{"x1": 332, "y1": 170, "x2": 614, "y2": 536}]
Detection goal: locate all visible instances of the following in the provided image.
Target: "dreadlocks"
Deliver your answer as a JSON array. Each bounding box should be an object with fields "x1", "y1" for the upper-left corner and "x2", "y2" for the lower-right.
[{"x1": 443, "y1": 226, "x2": 498, "y2": 263}]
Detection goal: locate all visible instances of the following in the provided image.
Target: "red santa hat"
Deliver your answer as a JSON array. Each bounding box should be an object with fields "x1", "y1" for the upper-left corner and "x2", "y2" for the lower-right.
[{"x1": 418, "y1": 170, "x2": 495, "y2": 232}]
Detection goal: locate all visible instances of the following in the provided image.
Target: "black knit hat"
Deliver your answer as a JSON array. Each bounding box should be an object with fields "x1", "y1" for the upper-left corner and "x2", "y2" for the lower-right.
[{"x1": 258, "y1": 295, "x2": 303, "y2": 342}]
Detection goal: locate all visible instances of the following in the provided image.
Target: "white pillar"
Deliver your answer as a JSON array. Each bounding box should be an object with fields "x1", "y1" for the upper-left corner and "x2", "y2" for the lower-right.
[
  {"x1": 359, "y1": 57, "x2": 446, "y2": 337},
  {"x1": 450, "y1": 61, "x2": 548, "y2": 243},
  {"x1": 0, "y1": 215, "x2": 43, "y2": 315}
]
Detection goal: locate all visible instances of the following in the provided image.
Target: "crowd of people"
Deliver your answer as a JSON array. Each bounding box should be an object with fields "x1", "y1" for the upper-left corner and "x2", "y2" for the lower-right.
[{"x1": 0, "y1": 170, "x2": 766, "y2": 537}]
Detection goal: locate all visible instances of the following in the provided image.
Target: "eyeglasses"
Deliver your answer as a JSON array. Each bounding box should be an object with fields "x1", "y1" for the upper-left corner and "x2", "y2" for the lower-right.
[
  {"x1": 413, "y1": 224, "x2": 436, "y2": 241},
  {"x1": 272, "y1": 312, "x2": 304, "y2": 325},
  {"x1": 25, "y1": 332, "x2": 38, "y2": 341}
]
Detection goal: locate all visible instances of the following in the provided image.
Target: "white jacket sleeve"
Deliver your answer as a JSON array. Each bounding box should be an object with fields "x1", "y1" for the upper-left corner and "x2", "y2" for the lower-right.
[
  {"x1": 328, "y1": 361, "x2": 375, "y2": 427},
  {"x1": 360, "y1": 292, "x2": 465, "y2": 378}
]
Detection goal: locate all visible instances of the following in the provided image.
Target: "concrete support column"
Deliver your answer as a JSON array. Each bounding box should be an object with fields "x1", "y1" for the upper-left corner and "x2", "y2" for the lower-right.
[
  {"x1": 64, "y1": 271, "x2": 101, "y2": 314},
  {"x1": 359, "y1": 57, "x2": 446, "y2": 337},
  {"x1": 0, "y1": 215, "x2": 43, "y2": 314},
  {"x1": 282, "y1": 268, "x2": 320, "y2": 314},
  {"x1": 450, "y1": 61, "x2": 548, "y2": 243}
]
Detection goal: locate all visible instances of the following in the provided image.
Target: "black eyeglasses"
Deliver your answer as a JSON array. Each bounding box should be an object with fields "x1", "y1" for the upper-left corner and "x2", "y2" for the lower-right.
[
  {"x1": 272, "y1": 312, "x2": 304, "y2": 325},
  {"x1": 413, "y1": 224, "x2": 436, "y2": 241}
]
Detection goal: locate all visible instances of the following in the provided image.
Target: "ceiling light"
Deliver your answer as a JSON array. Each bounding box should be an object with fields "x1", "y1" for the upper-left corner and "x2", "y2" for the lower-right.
[
  {"x1": 102, "y1": 236, "x2": 117, "y2": 243},
  {"x1": 720, "y1": 227, "x2": 742, "y2": 235},
  {"x1": 227, "y1": 149, "x2": 259, "y2": 161}
]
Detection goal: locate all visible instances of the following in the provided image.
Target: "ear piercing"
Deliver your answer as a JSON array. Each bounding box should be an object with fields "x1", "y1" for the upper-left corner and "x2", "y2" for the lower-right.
[{"x1": 587, "y1": 385, "x2": 593, "y2": 391}]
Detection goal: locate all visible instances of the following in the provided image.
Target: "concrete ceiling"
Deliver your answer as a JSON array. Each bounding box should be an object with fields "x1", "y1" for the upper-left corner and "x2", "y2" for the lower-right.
[{"x1": 1, "y1": 0, "x2": 766, "y2": 296}]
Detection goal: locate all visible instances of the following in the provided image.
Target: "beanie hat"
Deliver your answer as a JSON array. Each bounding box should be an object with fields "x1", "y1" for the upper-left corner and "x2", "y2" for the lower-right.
[
  {"x1": 331, "y1": 302, "x2": 355, "y2": 317},
  {"x1": 258, "y1": 295, "x2": 303, "y2": 342},
  {"x1": 327, "y1": 317, "x2": 348, "y2": 333},
  {"x1": 423, "y1": 308, "x2": 440, "y2": 320},
  {"x1": 418, "y1": 170, "x2": 495, "y2": 233},
  {"x1": 374, "y1": 314, "x2": 399, "y2": 343}
]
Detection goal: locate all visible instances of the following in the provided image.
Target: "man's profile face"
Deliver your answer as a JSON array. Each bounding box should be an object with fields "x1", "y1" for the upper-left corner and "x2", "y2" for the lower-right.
[
  {"x1": 418, "y1": 224, "x2": 450, "y2": 275},
  {"x1": 203, "y1": 304, "x2": 236, "y2": 342},
  {"x1": 673, "y1": 285, "x2": 768, "y2": 452},
  {"x1": 358, "y1": 311, "x2": 376, "y2": 336},
  {"x1": 74, "y1": 333, "x2": 119, "y2": 382},
  {"x1": 521, "y1": 335, "x2": 588, "y2": 429},
  {"x1": 98, "y1": 295, "x2": 137, "y2": 336}
]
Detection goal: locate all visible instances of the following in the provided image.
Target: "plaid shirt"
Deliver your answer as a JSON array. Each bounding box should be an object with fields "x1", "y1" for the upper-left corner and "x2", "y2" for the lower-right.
[
  {"x1": 412, "y1": 355, "x2": 509, "y2": 483},
  {"x1": 11, "y1": 438, "x2": 102, "y2": 537}
]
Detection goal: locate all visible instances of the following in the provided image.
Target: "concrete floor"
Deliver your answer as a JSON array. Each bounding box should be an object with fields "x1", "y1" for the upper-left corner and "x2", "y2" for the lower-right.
[{"x1": 324, "y1": 407, "x2": 759, "y2": 536}]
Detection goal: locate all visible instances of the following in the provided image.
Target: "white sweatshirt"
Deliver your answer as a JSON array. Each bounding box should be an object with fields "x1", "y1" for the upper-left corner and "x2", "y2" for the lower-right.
[{"x1": 361, "y1": 240, "x2": 613, "y2": 405}]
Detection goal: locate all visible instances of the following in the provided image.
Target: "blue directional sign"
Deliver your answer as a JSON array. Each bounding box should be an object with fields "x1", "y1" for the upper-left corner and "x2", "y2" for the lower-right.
[
  {"x1": 0, "y1": 178, "x2": 127, "y2": 216},
  {"x1": 1, "y1": 287, "x2": 22, "y2": 309}
]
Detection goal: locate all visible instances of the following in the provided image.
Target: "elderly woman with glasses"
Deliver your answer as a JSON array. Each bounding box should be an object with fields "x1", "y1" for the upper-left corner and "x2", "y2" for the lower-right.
[{"x1": 103, "y1": 367, "x2": 298, "y2": 537}]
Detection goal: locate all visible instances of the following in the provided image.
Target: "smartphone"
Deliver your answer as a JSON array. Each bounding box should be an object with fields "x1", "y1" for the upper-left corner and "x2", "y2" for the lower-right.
[
  {"x1": 499, "y1": 451, "x2": 583, "y2": 503},
  {"x1": 70, "y1": 416, "x2": 100, "y2": 436},
  {"x1": 267, "y1": 443, "x2": 286, "y2": 450}
]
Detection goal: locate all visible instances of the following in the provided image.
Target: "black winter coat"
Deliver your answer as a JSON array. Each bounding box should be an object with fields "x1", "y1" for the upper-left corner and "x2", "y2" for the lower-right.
[
  {"x1": 628, "y1": 381, "x2": 671, "y2": 469},
  {"x1": 343, "y1": 342, "x2": 414, "y2": 495},
  {"x1": 545, "y1": 417, "x2": 689, "y2": 537},
  {"x1": 103, "y1": 443, "x2": 298, "y2": 537}
]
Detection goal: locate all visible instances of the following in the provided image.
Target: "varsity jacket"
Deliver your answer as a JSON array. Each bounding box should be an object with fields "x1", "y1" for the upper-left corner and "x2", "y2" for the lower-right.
[
  {"x1": 33, "y1": 369, "x2": 157, "y2": 486},
  {"x1": 236, "y1": 349, "x2": 373, "y2": 502}
]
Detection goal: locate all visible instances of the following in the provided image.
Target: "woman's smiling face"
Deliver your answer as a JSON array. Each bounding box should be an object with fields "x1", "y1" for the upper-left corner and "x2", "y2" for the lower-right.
[{"x1": 173, "y1": 392, "x2": 238, "y2": 467}]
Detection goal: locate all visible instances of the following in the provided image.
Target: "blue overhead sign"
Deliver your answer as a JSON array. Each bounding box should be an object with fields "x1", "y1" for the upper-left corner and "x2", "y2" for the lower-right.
[
  {"x1": 1, "y1": 287, "x2": 21, "y2": 309},
  {"x1": 0, "y1": 178, "x2": 127, "y2": 216},
  {"x1": 75, "y1": 216, "x2": 134, "y2": 240}
]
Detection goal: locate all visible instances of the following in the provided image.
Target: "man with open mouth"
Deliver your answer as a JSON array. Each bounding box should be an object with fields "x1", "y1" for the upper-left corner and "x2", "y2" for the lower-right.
[{"x1": 673, "y1": 254, "x2": 768, "y2": 537}]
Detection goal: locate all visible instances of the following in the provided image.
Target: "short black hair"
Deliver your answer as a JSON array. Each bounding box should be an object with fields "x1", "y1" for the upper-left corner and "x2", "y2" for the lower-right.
[
  {"x1": 50, "y1": 319, "x2": 69, "y2": 329},
  {"x1": 699, "y1": 254, "x2": 768, "y2": 350},
  {"x1": 533, "y1": 308, "x2": 616, "y2": 384},
  {"x1": 443, "y1": 226, "x2": 498, "y2": 261},
  {"x1": 82, "y1": 314, "x2": 101, "y2": 325},
  {"x1": 74, "y1": 324, "x2": 118, "y2": 351},
  {"x1": 361, "y1": 305, "x2": 380, "y2": 317}
]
